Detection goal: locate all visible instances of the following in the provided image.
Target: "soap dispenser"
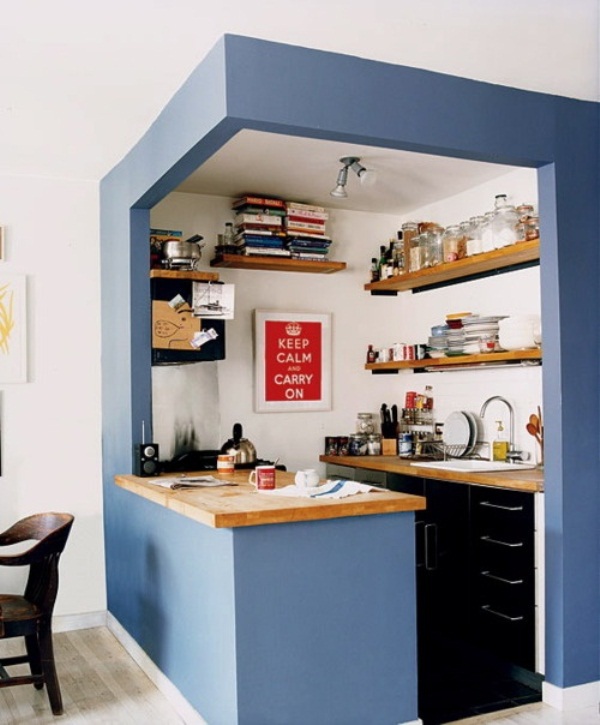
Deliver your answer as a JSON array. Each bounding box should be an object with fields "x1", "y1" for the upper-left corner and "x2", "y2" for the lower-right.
[{"x1": 492, "y1": 420, "x2": 509, "y2": 462}]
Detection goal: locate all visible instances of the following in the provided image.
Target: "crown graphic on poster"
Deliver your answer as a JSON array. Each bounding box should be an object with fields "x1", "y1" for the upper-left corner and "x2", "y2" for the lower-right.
[{"x1": 286, "y1": 322, "x2": 302, "y2": 336}]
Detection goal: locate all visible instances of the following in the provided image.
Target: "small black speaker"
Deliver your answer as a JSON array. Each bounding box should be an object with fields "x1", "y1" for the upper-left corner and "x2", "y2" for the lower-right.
[{"x1": 133, "y1": 443, "x2": 160, "y2": 477}]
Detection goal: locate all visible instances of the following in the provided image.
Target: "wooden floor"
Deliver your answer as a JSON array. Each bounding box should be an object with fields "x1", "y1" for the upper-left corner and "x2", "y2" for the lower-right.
[
  {"x1": 0, "y1": 627, "x2": 184, "y2": 724},
  {"x1": 0, "y1": 626, "x2": 598, "y2": 724}
]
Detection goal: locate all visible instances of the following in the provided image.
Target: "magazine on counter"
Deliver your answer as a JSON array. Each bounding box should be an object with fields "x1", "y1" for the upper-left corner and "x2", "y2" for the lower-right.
[{"x1": 147, "y1": 475, "x2": 236, "y2": 490}]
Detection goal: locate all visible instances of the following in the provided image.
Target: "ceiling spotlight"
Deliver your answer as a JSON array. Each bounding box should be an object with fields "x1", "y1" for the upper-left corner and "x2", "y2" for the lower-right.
[{"x1": 330, "y1": 156, "x2": 376, "y2": 198}]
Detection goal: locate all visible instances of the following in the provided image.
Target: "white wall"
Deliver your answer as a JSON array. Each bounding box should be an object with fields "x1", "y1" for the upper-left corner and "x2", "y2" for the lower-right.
[
  {"x1": 0, "y1": 174, "x2": 105, "y2": 615},
  {"x1": 152, "y1": 166, "x2": 540, "y2": 473}
]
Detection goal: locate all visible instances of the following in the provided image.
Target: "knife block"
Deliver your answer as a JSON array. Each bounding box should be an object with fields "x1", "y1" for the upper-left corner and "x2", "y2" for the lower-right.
[{"x1": 381, "y1": 438, "x2": 397, "y2": 455}]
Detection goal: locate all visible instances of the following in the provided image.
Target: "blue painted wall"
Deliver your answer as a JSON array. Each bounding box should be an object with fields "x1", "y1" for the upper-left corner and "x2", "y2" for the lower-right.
[{"x1": 101, "y1": 33, "x2": 600, "y2": 714}]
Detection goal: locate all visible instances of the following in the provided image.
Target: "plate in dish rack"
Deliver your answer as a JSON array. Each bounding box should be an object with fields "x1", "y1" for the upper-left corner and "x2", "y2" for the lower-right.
[{"x1": 442, "y1": 411, "x2": 471, "y2": 457}]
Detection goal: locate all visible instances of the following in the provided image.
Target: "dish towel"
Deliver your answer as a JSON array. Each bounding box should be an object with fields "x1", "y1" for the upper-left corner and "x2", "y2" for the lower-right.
[{"x1": 258, "y1": 479, "x2": 376, "y2": 499}]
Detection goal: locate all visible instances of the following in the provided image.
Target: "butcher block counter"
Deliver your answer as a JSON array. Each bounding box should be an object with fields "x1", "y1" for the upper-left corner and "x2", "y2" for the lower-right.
[
  {"x1": 320, "y1": 454, "x2": 544, "y2": 493},
  {"x1": 114, "y1": 468, "x2": 426, "y2": 528}
]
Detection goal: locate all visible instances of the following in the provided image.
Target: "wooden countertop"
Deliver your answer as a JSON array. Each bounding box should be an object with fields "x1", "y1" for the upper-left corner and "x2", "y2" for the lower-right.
[
  {"x1": 114, "y1": 469, "x2": 426, "y2": 529},
  {"x1": 320, "y1": 455, "x2": 544, "y2": 493}
]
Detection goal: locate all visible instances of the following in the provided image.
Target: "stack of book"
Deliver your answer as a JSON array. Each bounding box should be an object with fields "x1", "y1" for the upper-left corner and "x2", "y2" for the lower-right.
[
  {"x1": 285, "y1": 202, "x2": 332, "y2": 260},
  {"x1": 232, "y1": 195, "x2": 289, "y2": 257}
]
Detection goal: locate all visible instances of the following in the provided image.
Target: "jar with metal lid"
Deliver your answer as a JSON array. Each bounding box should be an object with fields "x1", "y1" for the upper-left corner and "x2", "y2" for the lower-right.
[
  {"x1": 356, "y1": 412, "x2": 375, "y2": 435},
  {"x1": 517, "y1": 214, "x2": 539, "y2": 242},
  {"x1": 348, "y1": 433, "x2": 368, "y2": 456},
  {"x1": 366, "y1": 433, "x2": 382, "y2": 455},
  {"x1": 516, "y1": 203, "x2": 535, "y2": 221},
  {"x1": 441, "y1": 225, "x2": 466, "y2": 262},
  {"x1": 491, "y1": 194, "x2": 518, "y2": 248}
]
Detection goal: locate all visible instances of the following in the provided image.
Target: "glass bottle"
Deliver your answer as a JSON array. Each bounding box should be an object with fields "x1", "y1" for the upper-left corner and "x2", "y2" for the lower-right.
[
  {"x1": 491, "y1": 194, "x2": 518, "y2": 248},
  {"x1": 370, "y1": 257, "x2": 380, "y2": 283},
  {"x1": 223, "y1": 221, "x2": 234, "y2": 246}
]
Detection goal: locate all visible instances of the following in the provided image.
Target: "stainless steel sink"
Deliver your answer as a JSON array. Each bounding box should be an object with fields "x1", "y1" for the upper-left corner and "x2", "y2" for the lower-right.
[{"x1": 410, "y1": 459, "x2": 536, "y2": 473}]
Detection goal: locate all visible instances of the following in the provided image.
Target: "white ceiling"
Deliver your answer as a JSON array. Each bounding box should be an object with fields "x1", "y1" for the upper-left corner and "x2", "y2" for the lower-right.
[{"x1": 176, "y1": 130, "x2": 518, "y2": 215}]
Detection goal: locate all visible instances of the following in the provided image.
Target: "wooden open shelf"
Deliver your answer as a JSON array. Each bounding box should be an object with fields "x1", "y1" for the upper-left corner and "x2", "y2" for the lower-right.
[
  {"x1": 210, "y1": 254, "x2": 346, "y2": 274},
  {"x1": 364, "y1": 239, "x2": 540, "y2": 294},
  {"x1": 366, "y1": 348, "x2": 542, "y2": 374},
  {"x1": 150, "y1": 269, "x2": 220, "y2": 282}
]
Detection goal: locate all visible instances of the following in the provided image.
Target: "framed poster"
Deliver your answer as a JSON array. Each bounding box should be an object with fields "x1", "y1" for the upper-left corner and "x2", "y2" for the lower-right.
[
  {"x1": 254, "y1": 310, "x2": 332, "y2": 413},
  {"x1": 0, "y1": 275, "x2": 26, "y2": 383}
]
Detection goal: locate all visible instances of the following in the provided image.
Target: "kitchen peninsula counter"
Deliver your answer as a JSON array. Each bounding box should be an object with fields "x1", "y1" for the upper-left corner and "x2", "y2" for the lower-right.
[
  {"x1": 320, "y1": 454, "x2": 544, "y2": 493},
  {"x1": 115, "y1": 469, "x2": 426, "y2": 528},
  {"x1": 112, "y1": 467, "x2": 422, "y2": 723}
]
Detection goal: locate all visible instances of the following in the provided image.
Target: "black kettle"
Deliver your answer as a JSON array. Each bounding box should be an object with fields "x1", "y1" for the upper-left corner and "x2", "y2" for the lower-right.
[{"x1": 220, "y1": 423, "x2": 257, "y2": 467}]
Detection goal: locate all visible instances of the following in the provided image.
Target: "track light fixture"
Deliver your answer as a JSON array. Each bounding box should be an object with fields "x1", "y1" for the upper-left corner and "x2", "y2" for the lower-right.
[{"x1": 330, "y1": 156, "x2": 376, "y2": 198}]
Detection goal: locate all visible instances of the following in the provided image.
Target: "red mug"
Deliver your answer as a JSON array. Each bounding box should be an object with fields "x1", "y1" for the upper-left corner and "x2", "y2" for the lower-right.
[{"x1": 249, "y1": 465, "x2": 276, "y2": 491}]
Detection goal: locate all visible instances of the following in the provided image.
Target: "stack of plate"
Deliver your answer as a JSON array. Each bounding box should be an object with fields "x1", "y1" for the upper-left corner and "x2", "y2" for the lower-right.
[
  {"x1": 427, "y1": 324, "x2": 448, "y2": 358},
  {"x1": 461, "y1": 315, "x2": 507, "y2": 354},
  {"x1": 442, "y1": 411, "x2": 479, "y2": 457}
]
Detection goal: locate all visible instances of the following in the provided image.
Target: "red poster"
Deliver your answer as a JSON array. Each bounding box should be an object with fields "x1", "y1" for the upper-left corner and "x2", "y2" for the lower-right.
[{"x1": 264, "y1": 320, "x2": 322, "y2": 402}]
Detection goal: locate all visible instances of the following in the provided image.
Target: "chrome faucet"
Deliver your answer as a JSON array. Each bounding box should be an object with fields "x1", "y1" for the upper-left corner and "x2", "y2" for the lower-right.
[{"x1": 479, "y1": 395, "x2": 515, "y2": 453}]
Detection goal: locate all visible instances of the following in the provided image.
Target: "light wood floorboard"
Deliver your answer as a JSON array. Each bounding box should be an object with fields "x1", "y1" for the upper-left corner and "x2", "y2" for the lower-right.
[
  {"x1": 0, "y1": 626, "x2": 598, "y2": 723},
  {"x1": 0, "y1": 627, "x2": 184, "y2": 724},
  {"x1": 450, "y1": 701, "x2": 600, "y2": 724}
]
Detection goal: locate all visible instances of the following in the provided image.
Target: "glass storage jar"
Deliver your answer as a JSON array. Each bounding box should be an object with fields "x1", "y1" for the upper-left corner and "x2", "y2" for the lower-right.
[
  {"x1": 348, "y1": 433, "x2": 368, "y2": 456},
  {"x1": 441, "y1": 225, "x2": 466, "y2": 262},
  {"x1": 491, "y1": 194, "x2": 518, "y2": 248},
  {"x1": 356, "y1": 412, "x2": 375, "y2": 435},
  {"x1": 467, "y1": 215, "x2": 485, "y2": 255},
  {"x1": 424, "y1": 224, "x2": 444, "y2": 266},
  {"x1": 408, "y1": 233, "x2": 423, "y2": 272},
  {"x1": 402, "y1": 222, "x2": 419, "y2": 272}
]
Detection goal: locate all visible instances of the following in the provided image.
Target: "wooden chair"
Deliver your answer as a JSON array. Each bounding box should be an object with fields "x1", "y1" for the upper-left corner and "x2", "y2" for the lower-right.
[{"x1": 0, "y1": 513, "x2": 74, "y2": 715}]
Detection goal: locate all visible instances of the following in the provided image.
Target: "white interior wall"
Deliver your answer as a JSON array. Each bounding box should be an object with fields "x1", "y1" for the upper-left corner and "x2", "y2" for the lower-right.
[
  {"x1": 0, "y1": 174, "x2": 105, "y2": 615},
  {"x1": 151, "y1": 166, "x2": 540, "y2": 473}
]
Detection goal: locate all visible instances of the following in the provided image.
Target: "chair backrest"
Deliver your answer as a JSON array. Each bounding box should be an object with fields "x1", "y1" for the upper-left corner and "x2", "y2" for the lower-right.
[{"x1": 0, "y1": 513, "x2": 74, "y2": 616}]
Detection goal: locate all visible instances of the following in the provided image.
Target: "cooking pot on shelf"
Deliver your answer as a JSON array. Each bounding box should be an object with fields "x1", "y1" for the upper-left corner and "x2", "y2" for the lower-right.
[
  {"x1": 162, "y1": 235, "x2": 205, "y2": 269},
  {"x1": 220, "y1": 423, "x2": 258, "y2": 467}
]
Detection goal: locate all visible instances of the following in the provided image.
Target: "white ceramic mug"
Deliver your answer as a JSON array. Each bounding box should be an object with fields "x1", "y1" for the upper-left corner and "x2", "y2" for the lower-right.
[
  {"x1": 294, "y1": 468, "x2": 320, "y2": 491},
  {"x1": 249, "y1": 465, "x2": 276, "y2": 491}
]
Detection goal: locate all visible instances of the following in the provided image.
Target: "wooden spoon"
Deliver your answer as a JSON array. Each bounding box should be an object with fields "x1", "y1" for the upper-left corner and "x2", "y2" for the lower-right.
[
  {"x1": 529, "y1": 414, "x2": 540, "y2": 432},
  {"x1": 526, "y1": 423, "x2": 543, "y2": 445}
]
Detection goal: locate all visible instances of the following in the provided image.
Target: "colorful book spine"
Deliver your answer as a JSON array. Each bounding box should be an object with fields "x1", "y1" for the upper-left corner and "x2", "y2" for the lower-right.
[
  {"x1": 286, "y1": 201, "x2": 327, "y2": 213},
  {"x1": 233, "y1": 196, "x2": 285, "y2": 210},
  {"x1": 235, "y1": 213, "x2": 283, "y2": 227}
]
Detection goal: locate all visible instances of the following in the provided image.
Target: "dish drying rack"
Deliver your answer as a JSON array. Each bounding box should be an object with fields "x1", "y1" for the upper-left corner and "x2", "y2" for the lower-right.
[{"x1": 416, "y1": 440, "x2": 485, "y2": 460}]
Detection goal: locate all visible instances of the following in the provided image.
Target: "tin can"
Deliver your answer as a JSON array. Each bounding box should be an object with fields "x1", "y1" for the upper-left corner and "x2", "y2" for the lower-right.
[
  {"x1": 325, "y1": 436, "x2": 339, "y2": 456},
  {"x1": 337, "y1": 436, "x2": 349, "y2": 456},
  {"x1": 405, "y1": 391, "x2": 417, "y2": 409},
  {"x1": 398, "y1": 432, "x2": 413, "y2": 457}
]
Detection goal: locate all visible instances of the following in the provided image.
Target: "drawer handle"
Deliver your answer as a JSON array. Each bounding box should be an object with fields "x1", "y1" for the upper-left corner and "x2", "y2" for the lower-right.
[
  {"x1": 481, "y1": 604, "x2": 524, "y2": 622},
  {"x1": 479, "y1": 501, "x2": 523, "y2": 512},
  {"x1": 424, "y1": 523, "x2": 438, "y2": 571},
  {"x1": 481, "y1": 570, "x2": 524, "y2": 585},
  {"x1": 480, "y1": 535, "x2": 523, "y2": 548}
]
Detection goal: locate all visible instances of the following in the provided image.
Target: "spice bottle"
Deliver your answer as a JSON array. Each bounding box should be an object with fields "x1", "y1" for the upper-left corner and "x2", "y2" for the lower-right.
[{"x1": 366, "y1": 344, "x2": 376, "y2": 363}]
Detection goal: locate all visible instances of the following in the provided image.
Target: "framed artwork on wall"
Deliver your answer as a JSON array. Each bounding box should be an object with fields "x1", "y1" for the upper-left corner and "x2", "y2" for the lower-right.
[
  {"x1": 254, "y1": 310, "x2": 332, "y2": 413},
  {"x1": 0, "y1": 275, "x2": 27, "y2": 383}
]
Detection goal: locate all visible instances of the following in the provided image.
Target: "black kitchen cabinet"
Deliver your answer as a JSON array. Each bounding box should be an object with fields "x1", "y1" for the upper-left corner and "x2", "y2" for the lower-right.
[
  {"x1": 470, "y1": 486, "x2": 536, "y2": 672},
  {"x1": 386, "y1": 474, "x2": 541, "y2": 724}
]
